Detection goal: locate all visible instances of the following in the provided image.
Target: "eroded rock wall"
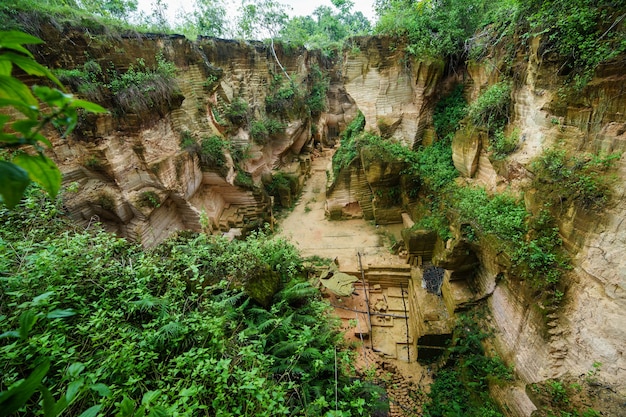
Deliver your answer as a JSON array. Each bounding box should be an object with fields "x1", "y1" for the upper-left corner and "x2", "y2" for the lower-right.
[
  {"x1": 34, "y1": 28, "x2": 330, "y2": 247},
  {"x1": 445, "y1": 37, "x2": 626, "y2": 414}
]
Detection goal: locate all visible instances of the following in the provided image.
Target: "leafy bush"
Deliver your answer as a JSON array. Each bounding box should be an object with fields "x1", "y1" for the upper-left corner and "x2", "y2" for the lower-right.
[
  {"x1": 264, "y1": 172, "x2": 297, "y2": 200},
  {"x1": 521, "y1": 0, "x2": 626, "y2": 90},
  {"x1": 433, "y1": 84, "x2": 467, "y2": 141},
  {"x1": 137, "y1": 191, "x2": 160, "y2": 208},
  {"x1": 0, "y1": 197, "x2": 384, "y2": 416},
  {"x1": 265, "y1": 74, "x2": 305, "y2": 117},
  {"x1": 489, "y1": 128, "x2": 519, "y2": 159},
  {"x1": 250, "y1": 118, "x2": 286, "y2": 145},
  {"x1": 306, "y1": 65, "x2": 329, "y2": 115},
  {"x1": 198, "y1": 135, "x2": 227, "y2": 170},
  {"x1": 414, "y1": 139, "x2": 459, "y2": 192},
  {"x1": 375, "y1": 0, "x2": 494, "y2": 57},
  {"x1": 423, "y1": 312, "x2": 511, "y2": 417},
  {"x1": 106, "y1": 53, "x2": 180, "y2": 116},
  {"x1": 223, "y1": 97, "x2": 248, "y2": 126},
  {"x1": 179, "y1": 130, "x2": 197, "y2": 151},
  {"x1": 454, "y1": 187, "x2": 527, "y2": 241},
  {"x1": 531, "y1": 148, "x2": 620, "y2": 210},
  {"x1": 467, "y1": 82, "x2": 511, "y2": 131},
  {"x1": 331, "y1": 111, "x2": 365, "y2": 178}
]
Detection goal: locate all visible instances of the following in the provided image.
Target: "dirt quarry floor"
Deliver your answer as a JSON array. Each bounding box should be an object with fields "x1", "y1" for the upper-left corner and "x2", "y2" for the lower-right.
[{"x1": 278, "y1": 150, "x2": 431, "y2": 416}]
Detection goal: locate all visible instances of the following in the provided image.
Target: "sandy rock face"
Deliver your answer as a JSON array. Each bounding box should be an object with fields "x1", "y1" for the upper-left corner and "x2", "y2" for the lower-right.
[
  {"x1": 40, "y1": 32, "x2": 320, "y2": 247},
  {"x1": 455, "y1": 38, "x2": 626, "y2": 412},
  {"x1": 342, "y1": 37, "x2": 444, "y2": 148}
]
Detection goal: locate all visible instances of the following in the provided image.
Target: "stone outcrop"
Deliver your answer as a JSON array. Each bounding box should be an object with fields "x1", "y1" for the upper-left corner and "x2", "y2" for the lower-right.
[{"x1": 342, "y1": 37, "x2": 445, "y2": 148}]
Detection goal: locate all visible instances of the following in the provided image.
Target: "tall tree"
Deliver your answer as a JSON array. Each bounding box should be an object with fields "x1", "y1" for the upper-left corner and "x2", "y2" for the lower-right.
[
  {"x1": 193, "y1": 0, "x2": 228, "y2": 37},
  {"x1": 237, "y1": 0, "x2": 291, "y2": 79}
]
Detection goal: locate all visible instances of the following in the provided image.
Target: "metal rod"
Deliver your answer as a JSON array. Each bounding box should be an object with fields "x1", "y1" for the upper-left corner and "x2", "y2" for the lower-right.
[
  {"x1": 400, "y1": 283, "x2": 410, "y2": 363},
  {"x1": 357, "y1": 252, "x2": 373, "y2": 350}
]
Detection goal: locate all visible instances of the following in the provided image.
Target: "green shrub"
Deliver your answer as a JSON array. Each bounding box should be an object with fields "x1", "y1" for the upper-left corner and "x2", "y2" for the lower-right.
[
  {"x1": 0, "y1": 195, "x2": 387, "y2": 416},
  {"x1": 454, "y1": 187, "x2": 527, "y2": 241},
  {"x1": 265, "y1": 74, "x2": 305, "y2": 117},
  {"x1": 179, "y1": 130, "x2": 196, "y2": 151},
  {"x1": 414, "y1": 139, "x2": 458, "y2": 192},
  {"x1": 331, "y1": 111, "x2": 365, "y2": 178},
  {"x1": 97, "y1": 192, "x2": 115, "y2": 211},
  {"x1": 306, "y1": 65, "x2": 329, "y2": 115},
  {"x1": 265, "y1": 172, "x2": 297, "y2": 196},
  {"x1": 198, "y1": 135, "x2": 227, "y2": 170},
  {"x1": 250, "y1": 118, "x2": 286, "y2": 145},
  {"x1": 224, "y1": 97, "x2": 248, "y2": 126},
  {"x1": 531, "y1": 148, "x2": 620, "y2": 210},
  {"x1": 433, "y1": 84, "x2": 467, "y2": 141},
  {"x1": 467, "y1": 82, "x2": 511, "y2": 131},
  {"x1": 422, "y1": 312, "x2": 510, "y2": 417},
  {"x1": 138, "y1": 191, "x2": 160, "y2": 208},
  {"x1": 521, "y1": 0, "x2": 626, "y2": 90},
  {"x1": 489, "y1": 128, "x2": 519, "y2": 159}
]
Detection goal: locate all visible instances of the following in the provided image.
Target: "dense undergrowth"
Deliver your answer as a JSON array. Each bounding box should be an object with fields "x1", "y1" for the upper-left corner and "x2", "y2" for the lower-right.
[
  {"x1": 0, "y1": 190, "x2": 386, "y2": 416},
  {"x1": 422, "y1": 311, "x2": 513, "y2": 417}
]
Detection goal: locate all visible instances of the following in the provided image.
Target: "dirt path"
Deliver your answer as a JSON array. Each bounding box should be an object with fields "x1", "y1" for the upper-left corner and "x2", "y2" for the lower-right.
[
  {"x1": 277, "y1": 150, "x2": 429, "y2": 416},
  {"x1": 278, "y1": 150, "x2": 402, "y2": 271}
]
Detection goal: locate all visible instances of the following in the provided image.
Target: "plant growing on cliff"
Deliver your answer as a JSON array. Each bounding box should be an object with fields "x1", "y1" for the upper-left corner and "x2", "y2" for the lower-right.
[
  {"x1": 265, "y1": 73, "x2": 305, "y2": 118},
  {"x1": 520, "y1": 0, "x2": 626, "y2": 90},
  {"x1": 224, "y1": 96, "x2": 249, "y2": 126},
  {"x1": 305, "y1": 64, "x2": 329, "y2": 116},
  {"x1": 332, "y1": 111, "x2": 365, "y2": 178},
  {"x1": 0, "y1": 30, "x2": 107, "y2": 208},
  {"x1": 531, "y1": 147, "x2": 621, "y2": 210},
  {"x1": 250, "y1": 117, "x2": 286, "y2": 145},
  {"x1": 433, "y1": 84, "x2": 467, "y2": 141},
  {"x1": 1, "y1": 195, "x2": 384, "y2": 416},
  {"x1": 467, "y1": 81, "x2": 511, "y2": 131},
  {"x1": 198, "y1": 135, "x2": 227, "y2": 170},
  {"x1": 423, "y1": 311, "x2": 511, "y2": 417}
]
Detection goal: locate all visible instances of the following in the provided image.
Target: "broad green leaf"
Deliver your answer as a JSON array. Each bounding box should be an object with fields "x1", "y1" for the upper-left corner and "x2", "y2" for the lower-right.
[
  {"x1": 2, "y1": 53, "x2": 63, "y2": 88},
  {"x1": 0, "y1": 160, "x2": 30, "y2": 208},
  {"x1": 70, "y1": 99, "x2": 108, "y2": 114},
  {"x1": 32, "y1": 85, "x2": 69, "y2": 107},
  {"x1": 0, "y1": 31, "x2": 43, "y2": 48},
  {"x1": 32, "y1": 291, "x2": 54, "y2": 304},
  {"x1": 0, "y1": 75, "x2": 37, "y2": 106},
  {"x1": 115, "y1": 396, "x2": 136, "y2": 417},
  {"x1": 47, "y1": 309, "x2": 76, "y2": 319},
  {"x1": 0, "y1": 330, "x2": 20, "y2": 339},
  {"x1": 147, "y1": 406, "x2": 168, "y2": 417},
  {"x1": 0, "y1": 60, "x2": 11, "y2": 76},
  {"x1": 78, "y1": 405, "x2": 102, "y2": 417},
  {"x1": 0, "y1": 98, "x2": 38, "y2": 117},
  {"x1": 0, "y1": 31, "x2": 42, "y2": 58},
  {"x1": 141, "y1": 390, "x2": 160, "y2": 407},
  {"x1": 66, "y1": 379, "x2": 84, "y2": 403},
  {"x1": 0, "y1": 133, "x2": 21, "y2": 145},
  {"x1": 68, "y1": 363, "x2": 85, "y2": 378},
  {"x1": 19, "y1": 309, "x2": 38, "y2": 339},
  {"x1": 90, "y1": 383, "x2": 112, "y2": 398},
  {"x1": 30, "y1": 132, "x2": 52, "y2": 148},
  {"x1": 0, "y1": 360, "x2": 49, "y2": 416},
  {"x1": 12, "y1": 119, "x2": 39, "y2": 137},
  {"x1": 39, "y1": 384, "x2": 57, "y2": 417},
  {"x1": 13, "y1": 153, "x2": 61, "y2": 199}
]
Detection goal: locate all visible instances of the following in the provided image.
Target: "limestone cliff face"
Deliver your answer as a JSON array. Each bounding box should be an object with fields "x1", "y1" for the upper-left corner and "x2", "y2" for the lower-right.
[
  {"x1": 445, "y1": 37, "x2": 626, "y2": 414},
  {"x1": 325, "y1": 37, "x2": 444, "y2": 223},
  {"x1": 342, "y1": 37, "x2": 444, "y2": 148},
  {"x1": 34, "y1": 27, "x2": 330, "y2": 247}
]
